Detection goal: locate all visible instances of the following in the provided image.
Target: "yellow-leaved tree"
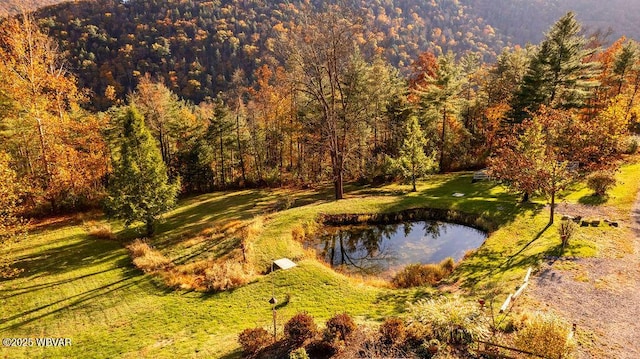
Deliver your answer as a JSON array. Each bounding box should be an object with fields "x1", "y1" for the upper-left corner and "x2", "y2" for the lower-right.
[{"x1": 0, "y1": 13, "x2": 109, "y2": 212}]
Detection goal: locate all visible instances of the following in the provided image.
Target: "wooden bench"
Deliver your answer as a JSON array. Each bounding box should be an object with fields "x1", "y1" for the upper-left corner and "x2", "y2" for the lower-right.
[{"x1": 472, "y1": 169, "x2": 490, "y2": 183}]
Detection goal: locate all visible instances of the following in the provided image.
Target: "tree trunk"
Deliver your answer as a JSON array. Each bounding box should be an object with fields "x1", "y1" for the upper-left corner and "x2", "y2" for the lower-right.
[
  {"x1": 235, "y1": 113, "x2": 246, "y2": 183},
  {"x1": 219, "y1": 129, "x2": 225, "y2": 187},
  {"x1": 439, "y1": 107, "x2": 446, "y2": 173},
  {"x1": 412, "y1": 162, "x2": 417, "y2": 192},
  {"x1": 549, "y1": 189, "x2": 556, "y2": 225},
  {"x1": 334, "y1": 167, "x2": 344, "y2": 200},
  {"x1": 146, "y1": 217, "x2": 155, "y2": 237}
]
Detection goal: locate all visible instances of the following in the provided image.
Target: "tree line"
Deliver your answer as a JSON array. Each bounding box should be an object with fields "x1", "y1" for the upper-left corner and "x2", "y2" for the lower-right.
[{"x1": 0, "y1": 8, "x2": 638, "y2": 227}]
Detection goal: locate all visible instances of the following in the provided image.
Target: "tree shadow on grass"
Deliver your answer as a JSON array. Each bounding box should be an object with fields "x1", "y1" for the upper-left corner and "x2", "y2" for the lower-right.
[
  {"x1": 497, "y1": 222, "x2": 552, "y2": 271},
  {"x1": 578, "y1": 194, "x2": 608, "y2": 206},
  {"x1": 381, "y1": 174, "x2": 545, "y2": 229},
  {"x1": 117, "y1": 188, "x2": 335, "y2": 249},
  {"x1": 0, "y1": 266, "x2": 123, "y2": 299},
  {"x1": 218, "y1": 348, "x2": 242, "y2": 359},
  {"x1": 5, "y1": 235, "x2": 126, "y2": 280},
  {"x1": 0, "y1": 271, "x2": 145, "y2": 332},
  {"x1": 373, "y1": 287, "x2": 437, "y2": 314},
  {"x1": 171, "y1": 235, "x2": 242, "y2": 265},
  {"x1": 455, "y1": 223, "x2": 553, "y2": 290}
]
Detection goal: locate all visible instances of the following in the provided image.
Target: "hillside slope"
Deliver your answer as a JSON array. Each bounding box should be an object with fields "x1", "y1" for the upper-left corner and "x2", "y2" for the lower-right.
[{"x1": 34, "y1": 0, "x2": 506, "y2": 108}]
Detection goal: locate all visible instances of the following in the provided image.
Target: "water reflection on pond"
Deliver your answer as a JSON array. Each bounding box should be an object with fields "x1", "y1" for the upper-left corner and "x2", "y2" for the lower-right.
[{"x1": 310, "y1": 221, "x2": 487, "y2": 278}]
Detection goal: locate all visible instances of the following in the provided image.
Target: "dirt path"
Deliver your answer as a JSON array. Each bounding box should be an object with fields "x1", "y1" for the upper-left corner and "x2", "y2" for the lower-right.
[{"x1": 530, "y1": 194, "x2": 640, "y2": 358}]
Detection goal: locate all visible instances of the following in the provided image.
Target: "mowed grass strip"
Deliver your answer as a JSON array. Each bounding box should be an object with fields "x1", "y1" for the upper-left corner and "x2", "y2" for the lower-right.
[
  {"x1": 0, "y1": 227, "x2": 394, "y2": 358},
  {"x1": 1, "y1": 159, "x2": 638, "y2": 358}
]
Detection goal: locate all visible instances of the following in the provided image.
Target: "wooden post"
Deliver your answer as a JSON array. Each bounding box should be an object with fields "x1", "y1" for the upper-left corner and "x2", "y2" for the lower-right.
[
  {"x1": 524, "y1": 267, "x2": 532, "y2": 283},
  {"x1": 500, "y1": 294, "x2": 513, "y2": 313},
  {"x1": 513, "y1": 281, "x2": 528, "y2": 299}
]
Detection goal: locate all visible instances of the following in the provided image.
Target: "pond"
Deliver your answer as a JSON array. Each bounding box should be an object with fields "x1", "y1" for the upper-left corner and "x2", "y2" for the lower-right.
[{"x1": 309, "y1": 221, "x2": 487, "y2": 278}]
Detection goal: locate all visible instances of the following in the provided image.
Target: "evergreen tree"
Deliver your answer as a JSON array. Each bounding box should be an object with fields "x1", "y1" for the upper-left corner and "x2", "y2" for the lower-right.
[
  {"x1": 613, "y1": 41, "x2": 638, "y2": 96},
  {"x1": 414, "y1": 52, "x2": 464, "y2": 172},
  {"x1": 396, "y1": 116, "x2": 436, "y2": 192},
  {"x1": 510, "y1": 12, "x2": 600, "y2": 122},
  {"x1": 105, "y1": 106, "x2": 180, "y2": 237}
]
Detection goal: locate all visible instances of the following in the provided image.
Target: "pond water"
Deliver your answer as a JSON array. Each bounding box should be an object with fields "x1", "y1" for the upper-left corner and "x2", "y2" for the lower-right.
[{"x1": 310, "y1": 221, "x2": 487, "y2": 278}]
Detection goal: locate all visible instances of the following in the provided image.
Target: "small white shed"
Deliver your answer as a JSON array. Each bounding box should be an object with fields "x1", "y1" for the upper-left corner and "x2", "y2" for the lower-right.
[{"x1": 272, "y1": 258, "x2": 297, "y2": 271}]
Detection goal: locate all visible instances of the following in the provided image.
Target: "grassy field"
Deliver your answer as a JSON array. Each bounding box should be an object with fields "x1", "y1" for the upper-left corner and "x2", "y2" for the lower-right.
[{"x1": 1, "y1": 159, "x2": 638, "y2": 358}]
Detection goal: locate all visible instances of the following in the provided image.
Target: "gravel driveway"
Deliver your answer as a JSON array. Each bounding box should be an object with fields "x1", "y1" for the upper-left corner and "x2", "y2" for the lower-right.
[{"x1": 530, "y1": 194, "x2": 640, "y2": 358}]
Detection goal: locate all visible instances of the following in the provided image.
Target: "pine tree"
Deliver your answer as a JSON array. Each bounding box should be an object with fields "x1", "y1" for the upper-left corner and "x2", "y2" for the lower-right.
[
  {"x1": 510, "y1": 12, "x2": 600, "y2": 122},
  {"x1": 105, "y1": 106, "x2": 180, "y2": 237},
  {"x1": 413, "y1": 52, "x2": 464, "y2": 172},
  {"x1": 613, "y1": 41, "x2": 638, "y2": 96},
  {"x1": 396, "y1": 116, "x2": 436, "y2": 192}
]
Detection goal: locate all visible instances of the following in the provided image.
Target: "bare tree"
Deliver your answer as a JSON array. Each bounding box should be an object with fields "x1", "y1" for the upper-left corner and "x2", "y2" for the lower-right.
[{"x1": 281, "y1": 6, "x2": 372, "y2": 200}]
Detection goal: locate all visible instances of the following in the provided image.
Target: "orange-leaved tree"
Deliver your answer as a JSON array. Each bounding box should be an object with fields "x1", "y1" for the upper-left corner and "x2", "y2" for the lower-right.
[
  {"x1": 0, "y1": 14, "x2": 109, "y2": 211},
  {"x1": 488, "y1": 107, "x2": 578, "y2": 224}
]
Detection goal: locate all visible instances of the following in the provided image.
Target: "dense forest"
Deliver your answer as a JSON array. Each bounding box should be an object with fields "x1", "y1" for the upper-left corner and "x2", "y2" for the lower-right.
[
  {"x1": 14, "y1": 0, "x2": 639, "y2": 108},
  {"x1": 0, "y1": 1, "x2": 639, "y2": 224},
  {"x1": 33, "y1": 0, "x2": 506, "y2": 108}
]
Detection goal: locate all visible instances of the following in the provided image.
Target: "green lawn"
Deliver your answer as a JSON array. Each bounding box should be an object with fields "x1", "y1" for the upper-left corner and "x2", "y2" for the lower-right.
[{"x1": 1, "y1": 160, "x2": 638, "y2": 358}]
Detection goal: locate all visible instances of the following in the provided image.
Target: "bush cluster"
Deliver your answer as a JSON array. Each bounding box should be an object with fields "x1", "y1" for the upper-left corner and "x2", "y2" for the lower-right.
[
  {"x1": 513, "y1": 312, "x2": 576, "y2": 359},
  {"x1": 392, "y1": 257, "x2": 455, "y2": 288},
  {"x1": 587, "y1": 171, "x2": 616, "y2": 196},
  {"x1": 236, "y1": 307, "x2": 574, "y2": 359},
  {"x1": 238, "y1": 327, "x2": 271, "y2": 355},
  {"x1": 84, "y1": 220, "x2": 116, "y2": 240},
  {"x1": 202, "y1": 261, "x2": 251, "y2": 292},
  {"x1": 284, "y1": 313, "x2": 317, "y2": 344},
  {"x1": 126, "y1": 239, "x2": 172, "y2": 273}
]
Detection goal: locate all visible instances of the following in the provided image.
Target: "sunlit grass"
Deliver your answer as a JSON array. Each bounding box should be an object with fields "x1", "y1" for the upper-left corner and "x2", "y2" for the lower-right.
[{"x1": 1, "y1": 157, "x2": 638, "y2": 358}]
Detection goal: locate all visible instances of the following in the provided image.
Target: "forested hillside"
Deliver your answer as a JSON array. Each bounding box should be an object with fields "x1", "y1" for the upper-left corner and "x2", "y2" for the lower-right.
[
  {"x1": 0, "y1": 0, "x2": 63, "y2": 15},
  {"x1": 34, "y1": 0, "x2": 506, "y2": 108}
]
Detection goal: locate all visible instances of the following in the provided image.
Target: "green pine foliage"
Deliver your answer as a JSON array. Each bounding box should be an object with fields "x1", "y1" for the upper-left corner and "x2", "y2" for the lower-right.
[
  {"x1": 414, "y1": 52, "x2": 464, "y2": 172},
  {"x1": 395, "y1": 116, "x2": 436, "y2": 192},
  {"x1": 510, "y1": 12, "x2": 600, "y2": 121},
  {"x1": 104, "y1": 106, "x2": 180, "y2": 237}
]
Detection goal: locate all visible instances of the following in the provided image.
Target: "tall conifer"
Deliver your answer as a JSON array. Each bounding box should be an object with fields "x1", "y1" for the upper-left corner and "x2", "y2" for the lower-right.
[
  {"x1": 105, "y1": 106, "x2": 180, "y2": 237},
  {"x1": 511, "y1": 12, "x2": 600, "y2": 121}
]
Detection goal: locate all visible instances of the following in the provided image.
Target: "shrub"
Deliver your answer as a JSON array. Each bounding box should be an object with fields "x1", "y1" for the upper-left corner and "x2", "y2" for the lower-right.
[
  {"x1": 285, "y1": 313, "x2": 317, "y2": 344},
  {"x1": 406, "y1": 296, "x2": 488, "y2": 344},
  {"x1": 305, "y1": 340, "x2": 336, "y2": 358},
  {"x1": 415, "y1": 339, "x2": 440, "y2": 359},
  {"x1": 162, "y1": 270, "x2": 197, "y2": 290},
  {"x1": 559, "y1": 220, "x2": 577, "y2": 247},
  {"x1": 127, "y1": 238, "x2": 151, "y2": 257},
  {"x1": 624, "y1": 137, "x2": 638, "y2": 154},
  {"x1": 238, "y1": 327, "x2": 271, "y2": 355},
  {"x1": 379, "y1": 317, "x2": 406, "y2": 347},
  {"x1": 439, "y1": 257, "x2": 455, "y2": 273},
  {"x1": 324, "y1": 313, "x2": 357, "y2": 343},
  {"x1": 587, "y1": 171, "x2": 616, "y2": 196},
  {"x1": 127, "y1": 239, "x2": 172, "y2": 273},
  {"x1": 291, "y1": 225, "x2": 305, "y2": 242},
  {"x1": 85, "y1": 221, "x2": 116, "y2": 240},
  {"x1": 513, "y1": 312, "x2": 575, "y2": 359},
  {"x1": 289, "y1": 347, "x2": 310, "y2": 359},
  {"x1": 392, "y1": 258, "x2": 456, "y2": 288},
  {"x1": 202, "y1": 261, "x2": 251, "y2": 292}
]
